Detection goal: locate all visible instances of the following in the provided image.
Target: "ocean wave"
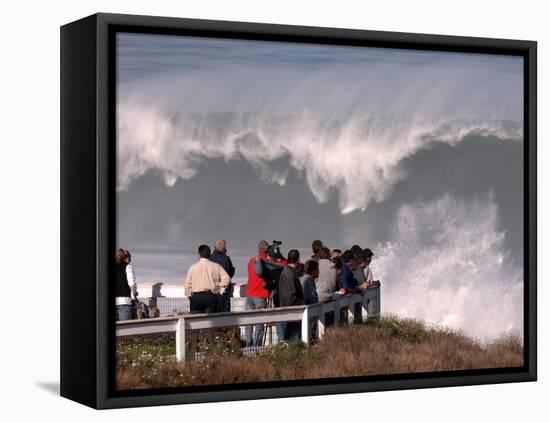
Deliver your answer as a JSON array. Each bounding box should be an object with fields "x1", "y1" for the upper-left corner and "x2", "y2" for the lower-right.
[{"x1": 117, "y1": 105, "x2": 522, "y2": 214}]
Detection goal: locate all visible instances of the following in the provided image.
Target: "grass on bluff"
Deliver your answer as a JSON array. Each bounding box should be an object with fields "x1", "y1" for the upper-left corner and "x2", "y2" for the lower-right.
[{"x1": 116, "y1": 315, "x2": 523, "y2": 390}]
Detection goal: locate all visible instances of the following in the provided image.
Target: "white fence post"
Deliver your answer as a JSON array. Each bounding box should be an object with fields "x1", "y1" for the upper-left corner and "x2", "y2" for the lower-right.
[
  {"x1": 301, "y1": 308, "x2": 310, "y2": 345},
  {"x1": 348, "y1": 296, "x2": 355, "y2": 324},
  {"x1": 318, "y1": 304, "x2": 326, "y2": 340},
  {"x1": 175, "y1": 317, "x2": 186, "y2": 362},
  {"x1": 362, "y1": 296, "x2": 369, "y2": 321},
  {"x1": 333, "y1": 302, "x2": 341, "y2": 326},
  {"x1": 376, "y1": 287, "x2": 381, "y2": 316}
]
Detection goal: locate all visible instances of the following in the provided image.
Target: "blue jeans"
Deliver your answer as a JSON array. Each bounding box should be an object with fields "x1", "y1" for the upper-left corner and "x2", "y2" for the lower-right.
[
  {"x1": 245, "y1": 297, "x2": 267, "y2": 346},
  {"x1": 276, "y1": 323, "x2": 286, "y2": 342},
  {"x1": 116, "y1": 304, "x2": 133, "y2": 321}
]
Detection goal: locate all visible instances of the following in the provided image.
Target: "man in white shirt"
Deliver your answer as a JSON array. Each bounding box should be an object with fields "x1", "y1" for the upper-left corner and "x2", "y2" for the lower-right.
[
  {"x1": 185, "y1": 244, "x2": 231, "y2": 313},
  {"x1": 359, "y1": 248, "x2": 376, "y2": 290}
]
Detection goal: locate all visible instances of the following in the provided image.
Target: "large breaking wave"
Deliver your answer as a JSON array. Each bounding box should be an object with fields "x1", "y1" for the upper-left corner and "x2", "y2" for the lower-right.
[
  {"x1": 117, "y1": 105, "x2": 521, "y2": 214},
  {"x1": 116, "y1": 44, "x2": 523, "y2": 214}
]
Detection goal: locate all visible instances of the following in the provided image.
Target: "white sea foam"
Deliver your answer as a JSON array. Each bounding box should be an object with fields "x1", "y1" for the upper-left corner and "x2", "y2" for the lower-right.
[{"x1": 371, "y1": 193, "x2": 523, "y2": 340}]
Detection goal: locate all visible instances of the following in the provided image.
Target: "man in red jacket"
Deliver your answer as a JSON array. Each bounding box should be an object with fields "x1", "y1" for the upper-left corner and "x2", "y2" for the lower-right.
[{"x1": 245, "y1": 240, "x2": 287, "y2": 347}]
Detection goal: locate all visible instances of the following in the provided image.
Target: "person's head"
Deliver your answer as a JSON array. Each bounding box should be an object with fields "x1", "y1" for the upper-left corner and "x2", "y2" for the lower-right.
[
  {"x1": 116, "y1": 248, "x2": 131, "y2": 264},
  {"x1": 333, "y1": 257, "x2": 343, "y2": 275},
  {"x1": 214, "y1": 239, "x2": 226, "y2": 253},
  {"x1": 311, "y1": 240, "x2": 323, "y2": 256},
  {"x1": 319, "y1": 246, "x2": 331, "y2": 260},
  {"x1": 354, "y1": 252, "x2": 364, "y2": 268},
  {"x1": 198, "y1": 244, "x2": 211, "y2": 259},
  {"x1": 350, "y1": 244, "x2": 363, "y2": 256},
  {"x1": 287, "y1": 249, "x2": 300, "y2": 265},
  {"x1": 258, "y1": 240, "x2": 269, "y2": 254},
  {"x1": 342, "y1": 250, "x2": 353, "y2": 265},
  {"x1": 295, "y1": 262, "x2": 305, "y2": 278},
  {"x1": 304, "y1": 259, "x2": 320, "y2": 279},
  {"x1": 331, "y1": 249, "x2": 342, "y2": 260},
  {"x1": 363, "y1": 248, "x2": 374, "y2": 265}
]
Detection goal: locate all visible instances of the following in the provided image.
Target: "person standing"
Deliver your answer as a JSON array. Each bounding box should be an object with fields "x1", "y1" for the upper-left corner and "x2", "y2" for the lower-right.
[
  {"x1": 352, "y1": 252, "x2": 367, "y2": 286},
  {"x1": 278, "y1": 249, "x2": 305, "y2": 341},
  {"x1": 311, "y1": 240, "x2": 323, "y2": 261},
  {"x1": 184, "y1": 245, "x2": 230, "y2": 313},
  {"x1": 300, "y1": 260, "x2": 319, "y2": 305},
  {"x1": 245, "y1": 241, "x2": 277, "y2": 346},
  {"x1": 359, "y1": 248, "x2": 379, "y2": 290},
  {"x1": 316, "y1": 247, "x2": 337, "y2": 302},
  {"x1": 210, "y1": 239, "x2": 235, "y2": 312},
  {"x1": 338, "y1": 250, "x2": 358, "y2": 294},
  {"x1": 300, "y1": 259, "x2": 320, "y2": 339},
  {"x1": 115, "y1": 248, "x2": 138, "y2": 321}
]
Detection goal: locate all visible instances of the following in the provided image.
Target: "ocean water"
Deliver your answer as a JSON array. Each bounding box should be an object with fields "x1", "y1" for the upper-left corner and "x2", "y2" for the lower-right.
[
  {"x1": 128, "y1": 193, "x2": 523, "y2": 342},
  {"x1": 116, "y1": 35, "x2": 524, "y2": 341}
]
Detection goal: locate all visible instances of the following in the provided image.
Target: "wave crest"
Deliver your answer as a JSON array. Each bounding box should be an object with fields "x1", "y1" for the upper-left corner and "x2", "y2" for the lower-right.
[{"x1": 117, "y1": 104, "x2": 522, "y2": 214}]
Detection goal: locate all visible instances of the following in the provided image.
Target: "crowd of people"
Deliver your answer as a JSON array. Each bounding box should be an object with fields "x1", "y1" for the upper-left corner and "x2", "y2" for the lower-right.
[{"x1": 114, "y1": 239, "x2": 379, "y2": 345}]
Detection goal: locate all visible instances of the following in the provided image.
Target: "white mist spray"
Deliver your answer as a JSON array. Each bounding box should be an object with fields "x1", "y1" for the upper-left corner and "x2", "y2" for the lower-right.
[{"x1": 372, "y1": 193, "x2": 523, "y2": 340}]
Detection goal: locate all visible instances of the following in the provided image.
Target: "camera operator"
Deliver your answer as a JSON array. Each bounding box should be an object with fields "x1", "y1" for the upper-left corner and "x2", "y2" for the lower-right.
[{"x1": 245, "y1": 240, "x2": 287, "y2": 347}]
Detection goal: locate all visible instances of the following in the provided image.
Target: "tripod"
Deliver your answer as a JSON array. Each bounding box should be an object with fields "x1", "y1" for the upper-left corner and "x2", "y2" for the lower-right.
[{"x1": 262, "y1": 292, "x2": 286, "y2": 345}]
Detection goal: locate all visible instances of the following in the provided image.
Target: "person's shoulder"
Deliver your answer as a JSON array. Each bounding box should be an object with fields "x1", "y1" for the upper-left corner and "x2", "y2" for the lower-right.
[
  {"x1": 212, "y1": 250, "x2": 227, "y2": 259},
  {"x1": 209, "y1": 259, "x2": 224, "y2": 269},
  {"x1": 279, "y1": 266, "x2": 290, "y2": 276},
  {"x1": 188, "y1": 260, "x2": 201, "y2": 271}
]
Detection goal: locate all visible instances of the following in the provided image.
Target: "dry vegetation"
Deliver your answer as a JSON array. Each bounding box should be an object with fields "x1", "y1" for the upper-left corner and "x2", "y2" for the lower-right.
[{"x1": 116, "y1": 316, "x2": 523, "y2": 390}]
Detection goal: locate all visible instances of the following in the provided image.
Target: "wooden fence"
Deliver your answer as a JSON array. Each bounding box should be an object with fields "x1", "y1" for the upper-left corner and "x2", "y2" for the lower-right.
[{"x1": 116, "y1": 287, "x2": 380, "y2": 362}]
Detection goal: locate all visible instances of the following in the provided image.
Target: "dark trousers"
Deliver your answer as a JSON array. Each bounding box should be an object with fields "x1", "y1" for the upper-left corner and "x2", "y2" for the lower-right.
[
  {"x1": 190, "y1": 291, "x2": 217, "y2": 313},
  {"x1": 284, "y1": 321, "x2": 301, "y2": 341},
  {"x1": 216, "y1": 284, "x2": 234, "y2": 312}
]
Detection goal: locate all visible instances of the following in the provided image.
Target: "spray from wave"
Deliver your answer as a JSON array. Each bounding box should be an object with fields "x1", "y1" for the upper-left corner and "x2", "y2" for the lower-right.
[{"x1": 372, "y1": 193, "x2": 523, "y2": 340}]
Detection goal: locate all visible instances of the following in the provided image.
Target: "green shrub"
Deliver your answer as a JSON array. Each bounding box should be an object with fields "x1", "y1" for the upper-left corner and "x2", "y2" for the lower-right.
[
  {"x1": 368, "y1": 315, "x2": 429, "y2": 342},
  {"x1": 261, "y1": 340, "x2": 309, "y2": 367}
]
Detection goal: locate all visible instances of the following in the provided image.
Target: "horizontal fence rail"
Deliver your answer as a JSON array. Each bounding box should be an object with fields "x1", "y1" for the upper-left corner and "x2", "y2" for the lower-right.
[{"x1": 116, "y1": 287, "x2": 380, "y2": 362}]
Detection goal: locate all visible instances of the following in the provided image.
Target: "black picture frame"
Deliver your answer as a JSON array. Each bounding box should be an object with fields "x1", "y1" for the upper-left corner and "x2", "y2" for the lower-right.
[{"x1": 60, "y1": 12, "x2": 537, "y2": 409}]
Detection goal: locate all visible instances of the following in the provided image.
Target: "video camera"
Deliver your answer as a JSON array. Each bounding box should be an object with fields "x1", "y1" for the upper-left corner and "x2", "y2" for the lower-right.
[{"x1": 267, "y1": 240, "x2": 284, "y2": 261}]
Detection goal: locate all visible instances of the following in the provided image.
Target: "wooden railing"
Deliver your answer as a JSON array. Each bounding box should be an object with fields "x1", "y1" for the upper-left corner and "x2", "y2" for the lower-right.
[{"x1": 116, "y1": 287, "x2": 380, "y2": 362}]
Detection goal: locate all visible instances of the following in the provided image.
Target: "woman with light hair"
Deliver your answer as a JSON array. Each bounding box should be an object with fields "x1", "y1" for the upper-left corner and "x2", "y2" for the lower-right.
[{"x1": 115, "y1": 248, "x2": 138, "y2": 321}]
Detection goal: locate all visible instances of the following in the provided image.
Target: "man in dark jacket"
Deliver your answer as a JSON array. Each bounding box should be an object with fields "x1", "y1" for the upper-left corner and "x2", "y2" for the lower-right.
[
  {"x1": 278, "y1": 249, "x2": 305, "y2": 341},
  {"x1": 338, "y1": 250, "x2": 358, "y2": 294},
  {"x1": 210, "y1": 239, "x2": 235, "y2": 312}
]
